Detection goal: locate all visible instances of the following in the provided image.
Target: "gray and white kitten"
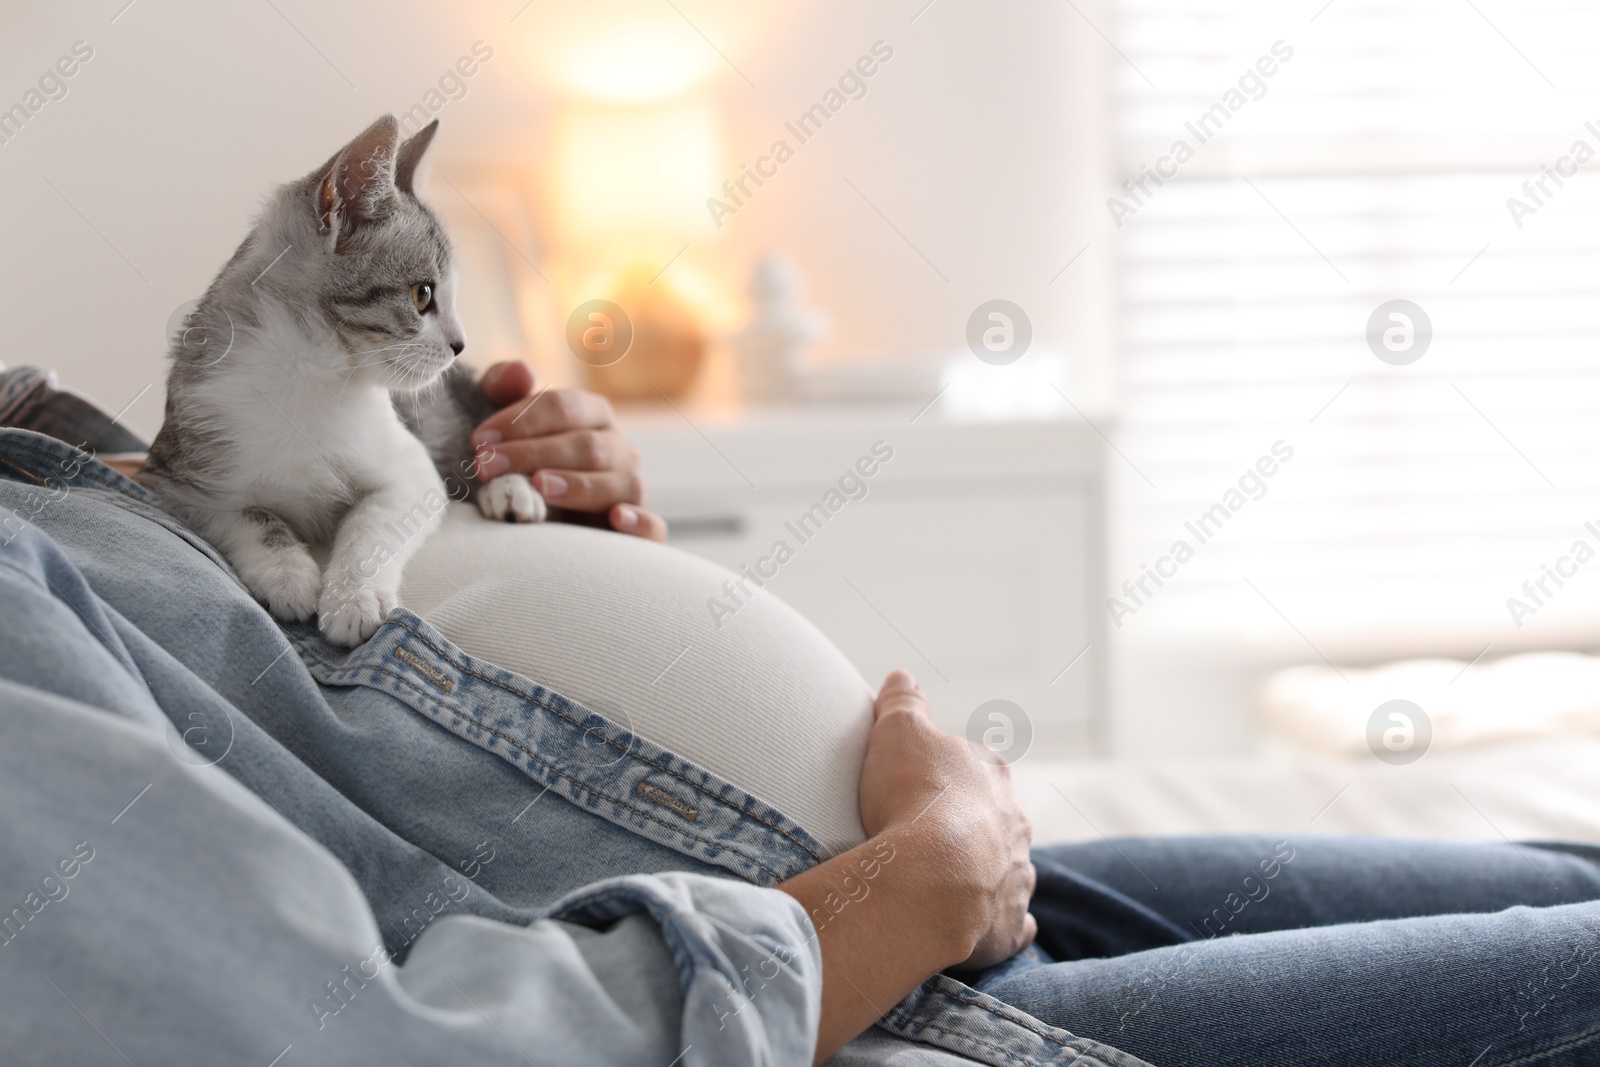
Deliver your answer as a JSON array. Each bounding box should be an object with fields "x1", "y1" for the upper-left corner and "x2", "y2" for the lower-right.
[{"x1": 141, "y1": 115, "x2": 544, "y2": 647}]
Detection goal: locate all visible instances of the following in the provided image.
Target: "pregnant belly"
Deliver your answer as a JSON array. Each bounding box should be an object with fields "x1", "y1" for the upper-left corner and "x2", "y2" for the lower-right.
[{"x1": 400, "y1": 503, "x2": 872, "y2": 854}]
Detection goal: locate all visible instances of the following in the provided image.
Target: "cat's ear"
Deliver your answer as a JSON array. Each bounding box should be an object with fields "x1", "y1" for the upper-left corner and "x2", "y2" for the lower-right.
[
  {"x1": 395, "y1": 120, "x2": 439, "y2": 196},
  {"x1": 316, "y1": 115, "x2": 400, "y2": 239}
]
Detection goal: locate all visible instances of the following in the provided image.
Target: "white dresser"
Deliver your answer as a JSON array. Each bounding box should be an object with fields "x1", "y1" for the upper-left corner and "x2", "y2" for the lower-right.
[{"x1": 620, "y1": 405, "x2": 1108, "y2": 759}]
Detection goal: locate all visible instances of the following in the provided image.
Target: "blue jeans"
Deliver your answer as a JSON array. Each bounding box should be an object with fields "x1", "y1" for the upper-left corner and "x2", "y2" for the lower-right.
[
  {"x1": 0, "y1": 423, "x2": 1142, "y2": 1067},
  {"x1": 990, "y1": 836, "x2": 1600, "y2": 1066},
  {"x1": 5, "y1": 401, "x2": 1600, "y2": 1066}
]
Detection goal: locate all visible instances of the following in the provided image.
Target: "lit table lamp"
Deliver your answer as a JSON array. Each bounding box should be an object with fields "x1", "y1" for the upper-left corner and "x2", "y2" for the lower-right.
[{"x1": 546, "y1": 99, "x2": 723, "y2": 401}]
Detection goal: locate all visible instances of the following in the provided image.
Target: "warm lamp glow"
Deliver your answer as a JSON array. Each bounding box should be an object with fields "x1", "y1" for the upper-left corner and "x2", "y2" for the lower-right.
[
  {"x1": 555, "y1": 258, "x2": 740, "y2": 345},
  {"x1": 514, "y1": 1, "x2": 780, "y2": 103},
  {"x1": 509, "y1": 0, "x2": 781, "y2": 403},
  {"x1": 548, "y1": 100, "x2": 721, "y2": 249},
  {"x1": 547, "y1": 20, "x2": 716, "y2": 103}
]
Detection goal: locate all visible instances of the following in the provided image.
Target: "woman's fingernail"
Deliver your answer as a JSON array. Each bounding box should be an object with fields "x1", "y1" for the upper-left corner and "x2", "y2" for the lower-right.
[
  {"x1": 886, "y1": 669, "x2": 918, "y2": 690},
  {"x1": 539, "y1": 472, "x2": 568, "y2": 499},
  {"x1": 614, "y1": 504, "x2": 638, "y2": 530},
  {"x1": 479, "y1": 453, "x2": 509, "y2": 478},
  {"x1": 473, "y1": 429, "x2": 502, "y2": 447}
]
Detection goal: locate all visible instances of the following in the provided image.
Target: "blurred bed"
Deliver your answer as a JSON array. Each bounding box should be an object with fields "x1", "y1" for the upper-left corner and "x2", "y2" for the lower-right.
[
  {"x1": 1016, "y1": 652, "x2": 1600, "y2": 846},
  {"x1": 1015, "y1": 736, "x2": 1600, "y2": 845}
]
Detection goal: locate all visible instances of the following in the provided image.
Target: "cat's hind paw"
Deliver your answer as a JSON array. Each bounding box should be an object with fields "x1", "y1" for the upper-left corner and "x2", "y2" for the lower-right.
[
  {"x1": 317, "y1": 585, "x2": 399, "y2": 647},
  {"x1": 478, "y1": 473, "x2": 546, "y2": 524}
]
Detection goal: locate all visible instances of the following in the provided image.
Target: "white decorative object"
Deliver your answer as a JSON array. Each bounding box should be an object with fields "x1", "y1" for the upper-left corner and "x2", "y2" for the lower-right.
[{"x1": 731, "y1": 255, "x2": 827, "y2": 403}]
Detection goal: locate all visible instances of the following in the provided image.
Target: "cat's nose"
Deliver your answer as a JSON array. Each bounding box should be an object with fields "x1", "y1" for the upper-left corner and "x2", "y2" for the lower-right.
[{"x1": 450, "y1": 341, "x2": 465, "y2": 356}]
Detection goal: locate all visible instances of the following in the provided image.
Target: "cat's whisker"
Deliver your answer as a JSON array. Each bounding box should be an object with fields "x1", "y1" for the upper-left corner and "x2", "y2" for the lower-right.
[
  {"x1": 345, "y1": 338, "x2": 424, "y2": 363},
  {"x1": 350, "y1": 350, "x2": 422, "y2": 371},
  {"x1": 383, "y1": 351, "x2": 431, "y2": 390},
  {"x1": 334, "y1": 343, "x2": 428, "y2": 400}
]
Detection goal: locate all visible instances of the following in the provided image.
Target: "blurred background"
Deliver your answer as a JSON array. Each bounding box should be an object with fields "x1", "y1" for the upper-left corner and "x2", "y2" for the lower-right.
[{"x1": 9, "y1": 0, "x2": 1600, "y2": 768}]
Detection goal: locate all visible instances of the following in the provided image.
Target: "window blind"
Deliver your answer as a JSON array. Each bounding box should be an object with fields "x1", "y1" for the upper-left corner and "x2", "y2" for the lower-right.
[{"x1": 1110, "y1": 0, "x2": 1600, "y2": 656}]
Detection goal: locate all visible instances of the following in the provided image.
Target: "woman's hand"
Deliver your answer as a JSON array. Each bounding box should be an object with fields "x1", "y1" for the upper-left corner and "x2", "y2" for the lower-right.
[
  {"x1": 778, "y1": 671, "x2": 1036, "y2": 1064},
  {"x1": 859, "y1": 670, "x2": 1037, "y2": 969},
  {"x1": 468, "y1": 362, "x2": 668, "y2": 541}
]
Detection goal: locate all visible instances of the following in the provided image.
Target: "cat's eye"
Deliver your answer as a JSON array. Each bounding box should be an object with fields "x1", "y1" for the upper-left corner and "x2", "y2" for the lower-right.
[{"x1": 411, "y1": 282, "x2": 434, "y2": 314}]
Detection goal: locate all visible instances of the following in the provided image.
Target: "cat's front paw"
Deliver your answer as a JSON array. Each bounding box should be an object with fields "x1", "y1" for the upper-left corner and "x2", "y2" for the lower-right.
[
  {"x1": 317, "y1": 585, "x2": 399, "y2": 647},
  {"x1": 478, "y1": 473, "x2": 546, "y2": 524},
  {"x1": 254, "y1": 549, "x2": 322, "y2": 623}
]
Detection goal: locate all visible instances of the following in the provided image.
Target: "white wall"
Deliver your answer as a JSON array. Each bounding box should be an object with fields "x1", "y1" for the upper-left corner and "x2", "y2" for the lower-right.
[
  {"x1": 1, "y1": 0, "x2": 545, "y2": 436},
  {"x1": 0, "y1": 0, "x2": 1111, "y2": 442}
]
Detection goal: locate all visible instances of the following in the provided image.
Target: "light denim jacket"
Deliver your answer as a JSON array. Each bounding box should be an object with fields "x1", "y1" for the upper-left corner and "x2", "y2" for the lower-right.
[{"x1": 0, "y1": 419, "x2": 1146, "y2": 1067}]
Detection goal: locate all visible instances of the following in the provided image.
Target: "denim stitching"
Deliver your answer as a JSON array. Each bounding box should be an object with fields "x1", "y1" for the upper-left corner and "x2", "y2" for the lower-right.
[
  {"x1": 884, "y1": 980, "x2": 1137, "y2": 1067},
  {"x1": 44, "y1": 446, "x2": 831, "y2": 867},
  {"x1": 432, "y1": 695, "x2": 787, "y2": 883},
  {"x1": 1, "y1": 430, "x2": 822, "y2": 875},
  {"x1": 937, "y1": 984, "x2": 1072, "y2": 1043},
  {"x1": 289, "y1": 649, "x2": 789, "y2": 883},
  {"x1": 1496, "y1": 1022, "x2": 1600, "y2": 1067},
  {"x1": 900, "y1": 1008, "x2": 1125, "y2": 1067},
  {"x1": 0, "y1": 431, "x2": 157, "y2": 500},
  {"x1": 893, "y1": 1021, "x2": 1073, "y2": 1067},
  {"x1": 0, "y1": 441, "x2": 238, "y2": 577},
  {"x1": 387, "y1": 618, "x2": 825, "y2": 863},
  {"x1": 0, "y1": 453, "x2": 48, "y2": 486}
]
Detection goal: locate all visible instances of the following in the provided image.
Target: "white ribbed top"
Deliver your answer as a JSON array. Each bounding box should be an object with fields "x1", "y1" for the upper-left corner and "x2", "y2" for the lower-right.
[{"x1": 400, "y1": 504, "x2": 872, "y2": 854}]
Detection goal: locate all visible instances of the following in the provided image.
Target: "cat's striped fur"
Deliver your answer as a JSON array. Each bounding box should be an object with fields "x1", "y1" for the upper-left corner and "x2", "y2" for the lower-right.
[{"x1": 141, "y1": 115, "x2": 543, "y2": 646}]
